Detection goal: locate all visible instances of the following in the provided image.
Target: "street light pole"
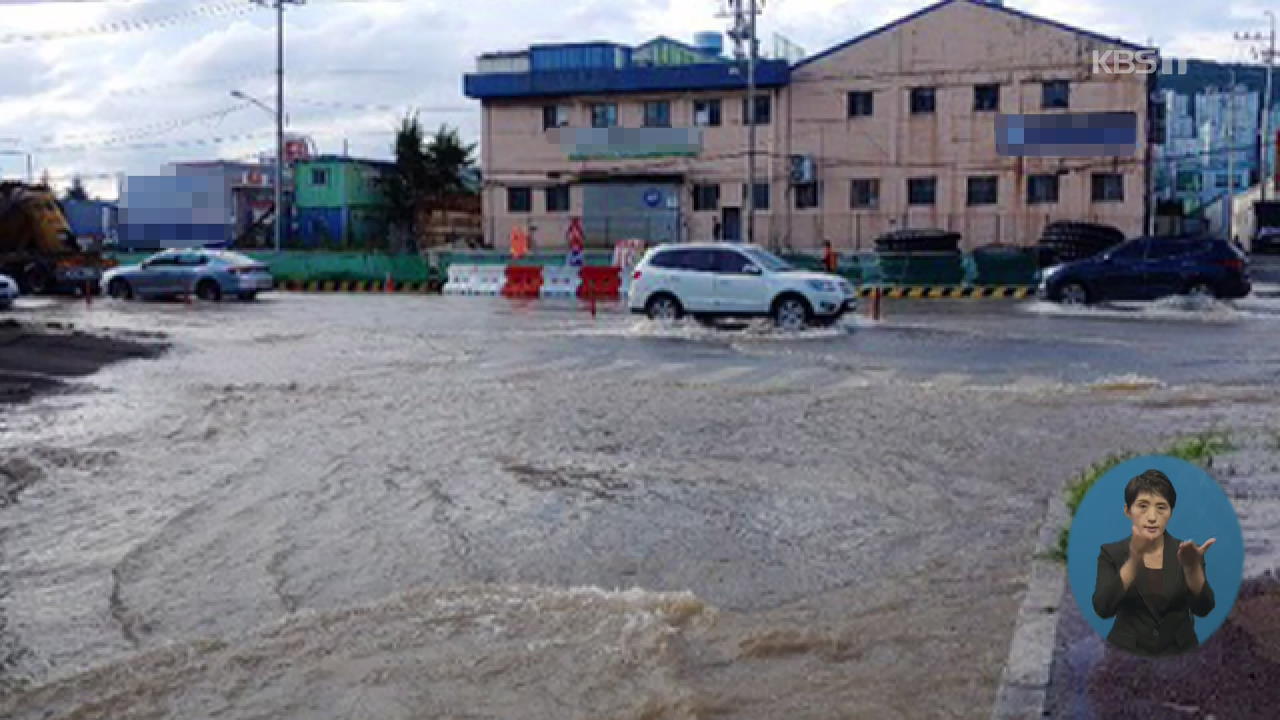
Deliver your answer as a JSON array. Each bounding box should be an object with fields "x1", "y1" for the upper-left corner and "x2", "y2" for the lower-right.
[
  {"x1": 275, "y1": 0, "x2": 284, "y2": 252},
  {"x1": 1263, "y1": 10, "x2": 1275, "y2": 200},
  {"x1": 1239, "y1": 12, "x2": 1277, "y2": 201},
  {"x1": 250, "y1": 0, "x2": 303, "y2": 252},
  {"x1": 745, "y1": 0, "x2": 757, "y2": 246}
]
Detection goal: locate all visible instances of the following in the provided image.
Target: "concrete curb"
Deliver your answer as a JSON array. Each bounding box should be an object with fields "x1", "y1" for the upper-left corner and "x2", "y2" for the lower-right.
[{"x1": 990, "y1": 488, "x2": 1071, "y2": 720}]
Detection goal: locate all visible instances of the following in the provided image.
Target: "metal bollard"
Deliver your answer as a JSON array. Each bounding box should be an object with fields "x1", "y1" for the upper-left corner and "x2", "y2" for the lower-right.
[{"x1": 84, "y1": 280, "x2": 92, "y2": 307}]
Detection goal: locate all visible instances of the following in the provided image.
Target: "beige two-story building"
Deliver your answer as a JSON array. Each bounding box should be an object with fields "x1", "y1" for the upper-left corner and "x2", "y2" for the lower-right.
[{"x1": 464, "y1": 0, "x2": 1155, "y2": 252}]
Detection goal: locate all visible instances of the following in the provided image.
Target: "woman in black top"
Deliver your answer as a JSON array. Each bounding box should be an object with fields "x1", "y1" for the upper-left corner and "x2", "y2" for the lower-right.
[{"x1": 1092, "y1": 469, "x2": 1216, "y2": 657}]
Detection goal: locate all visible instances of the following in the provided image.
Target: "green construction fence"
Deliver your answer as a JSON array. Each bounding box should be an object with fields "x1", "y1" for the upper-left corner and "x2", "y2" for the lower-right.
[
  {"x1": 786, "y1": 249, "x2": 1038, "y2": 287},
  {"x1": 108, "y1": 251, "x2": 444, "y2": 286},
  {"x1": 106, "y1": 247, "x2": 1040, "y2": 289}
]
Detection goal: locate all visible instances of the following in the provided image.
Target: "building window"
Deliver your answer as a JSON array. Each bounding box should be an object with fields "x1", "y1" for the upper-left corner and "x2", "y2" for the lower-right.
[
  {"x1": 850, "y1": 178, "x2": 879, "y2": 209},
  {"x1": 694, "y1": 99, "x2": 722, "y2": 127},
  {"x1": 1042, "y1": 80, "x2": 1070, "y2": 109},
  {"x1": 590, "y1": 103, "x2": 618, "y2": 128},
  {"x1": 1091, "y1": 173, "x2": 1124, "y2": 203},
  {"x1": 1027, "y1": 174, "x2": 1060, "y2": 204},
  {"x1": 742, "y1": 182, "x2": 770, "y2": 211},
  {"x1": 973, "y1": 84, "x2": 1000, "y2": 112},
  {"x1": 643, "y1": 100, "x2": 671, "y2": 128},
  {"x1": 743, "y1": 94, "x2": 771, "y2": 125},
  {"x1": 507, "y1": 186, "x2": 532, "y2": 213},
  {"x1": 311, "y1": 168, "x2": 329, "y2": 186},
  {"x1": 693, "y1": 184, "x2": 720, "y2": 212},
  {"x1": 907, "y1": 177, "x2": 937, "y2": 206},
  {"x1": 545, "y1": 185, "x2": 570, "y2": 213},
  {"x1": 910, "y1": 87, "x2": 936, "y2": 115},
  {"x1": 794, "y1": 182, "x2": 821, "y2": 210},
  {"x1": 967, "y1": 176, "x2": 999, "y2": 206},
  {"x1": 542, "y1": 104, "x2": 569, "y2": 130},
  {"x1": 847, "y1": 91, "x2": 874, "y2": 117}
]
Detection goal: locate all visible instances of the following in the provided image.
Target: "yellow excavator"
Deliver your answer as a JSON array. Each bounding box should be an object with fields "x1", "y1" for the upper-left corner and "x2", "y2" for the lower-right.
[{"x1": 0, "y1": 181, "x2": 105, "y2": 294}]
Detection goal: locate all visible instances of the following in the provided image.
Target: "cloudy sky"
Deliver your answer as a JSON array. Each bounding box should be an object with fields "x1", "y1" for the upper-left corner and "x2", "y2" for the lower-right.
[{"x1": 0, "y1": 0, "x2": 1274, "y2": 198}]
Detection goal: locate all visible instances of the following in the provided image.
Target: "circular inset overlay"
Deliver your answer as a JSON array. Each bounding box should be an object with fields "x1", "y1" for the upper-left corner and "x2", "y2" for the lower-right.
[{"x1": 1066, "y1": 454, "x2": 1243, "y2": 648}]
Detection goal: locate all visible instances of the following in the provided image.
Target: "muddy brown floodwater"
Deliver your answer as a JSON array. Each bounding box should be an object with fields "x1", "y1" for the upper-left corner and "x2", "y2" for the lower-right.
[{"x1": 2, "y1": 295, "x2": 1279, "y2": 718}]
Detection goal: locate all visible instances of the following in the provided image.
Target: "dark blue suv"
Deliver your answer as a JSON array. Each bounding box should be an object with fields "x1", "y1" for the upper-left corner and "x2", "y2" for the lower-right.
[{"x1": 1038, "y1": 235, "x2": 1251, "y2": 305}]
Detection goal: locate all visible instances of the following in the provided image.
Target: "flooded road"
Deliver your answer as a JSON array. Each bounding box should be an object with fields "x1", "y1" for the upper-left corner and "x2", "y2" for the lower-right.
[{"x1": 3, "y1": 291, "x2": 1280, "y2": 718}]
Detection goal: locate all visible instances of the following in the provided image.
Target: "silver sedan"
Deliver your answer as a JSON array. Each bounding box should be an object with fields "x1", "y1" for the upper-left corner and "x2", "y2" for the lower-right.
[
  {"x1": 0, "y1": 273, "x2": 18, "y2": 310},
  {"x1": 102, "y1": 250, "x2": 274, "y2": 302}
]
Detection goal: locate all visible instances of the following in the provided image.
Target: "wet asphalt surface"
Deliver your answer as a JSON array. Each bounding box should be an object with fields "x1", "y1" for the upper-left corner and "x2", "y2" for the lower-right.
[{"x1": 2, "y1": 266, "x2": 1280, "y2": 719}]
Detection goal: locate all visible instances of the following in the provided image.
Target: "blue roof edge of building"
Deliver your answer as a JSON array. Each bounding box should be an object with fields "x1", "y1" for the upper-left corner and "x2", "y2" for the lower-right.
[
  {"x1": 300, "y1": 155, "x2": 395, "y2": 169},
  {"x1": 464, "y1": 59, "x2": 790, "y2": 100},
  {"x1": 793, "y1": 0, "x2": 1150, "y2": 70}
]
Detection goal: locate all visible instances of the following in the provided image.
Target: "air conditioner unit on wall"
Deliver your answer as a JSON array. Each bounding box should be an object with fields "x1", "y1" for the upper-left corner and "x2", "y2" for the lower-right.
[{"x1": 789, "y1": 155, "x2": 815, "y2": 184}]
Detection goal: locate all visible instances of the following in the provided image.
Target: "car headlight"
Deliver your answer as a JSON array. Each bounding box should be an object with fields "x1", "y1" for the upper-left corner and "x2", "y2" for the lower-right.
[{"x1": 806, "y1": 279, "x2": 837, "y2": 292}]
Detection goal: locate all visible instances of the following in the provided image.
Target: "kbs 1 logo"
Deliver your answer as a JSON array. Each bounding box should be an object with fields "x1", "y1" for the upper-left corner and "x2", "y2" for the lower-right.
[{"x1": 1092, "y1": 50, "x2": 1188, "y2": 76}]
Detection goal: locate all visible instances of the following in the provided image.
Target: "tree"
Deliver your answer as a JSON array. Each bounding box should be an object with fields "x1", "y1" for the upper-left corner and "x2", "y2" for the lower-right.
[
  {"x1": 378, "y1": 112, "x2": 477, "y2": 252},
  {"x1": 379, "y1": 111, "x2": 429, "y2": 252},
  {"x1": 423, "y1": 125, "x2": 477, "y2": 201},
  {"x1": 63, "y1": 175, "x2": 90, "y2": 202}
]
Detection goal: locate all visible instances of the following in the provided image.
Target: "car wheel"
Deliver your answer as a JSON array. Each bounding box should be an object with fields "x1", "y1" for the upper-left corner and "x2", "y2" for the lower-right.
[
  {"x1": 1057, "y1": 282, "x2": 1091, "y2": 306},
  {"x1": 645, "y1": 294, "x2": 682, "y2": 321},
  {"x1": 196, "y1": 279, "x2": 222, "y2": 302},
  {"x1": 23, "y1": 265, "x2": 52, "y2": 295},
  {"x1": 772, "y1": 295, "x2": 812, "y2": 331},
  {"x1": 1185, "y1": 281, "x2": 1216, "y2": 299},
  {"x1": 107, "y1": 278, "x2": 133, "y2": 300}
]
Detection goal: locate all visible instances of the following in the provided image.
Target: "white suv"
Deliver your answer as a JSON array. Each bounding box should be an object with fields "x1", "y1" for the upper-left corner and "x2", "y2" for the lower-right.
[{"x1": 628, "y1": 243, "x2": 856, "y2": 330}]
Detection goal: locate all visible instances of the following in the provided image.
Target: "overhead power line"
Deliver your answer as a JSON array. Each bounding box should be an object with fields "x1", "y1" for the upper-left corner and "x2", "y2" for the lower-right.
[
  {"x1": 23, "y1": 103, "x2": 250, "y2": 148},
  {"x1": 33, "y1": 128, "x2": 277, "y2": 154},
  {"x1": 0, "y1": 0, "x2": 259, "y2": 45}
]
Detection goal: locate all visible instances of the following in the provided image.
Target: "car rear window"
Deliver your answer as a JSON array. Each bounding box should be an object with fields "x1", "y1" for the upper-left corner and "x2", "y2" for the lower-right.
[
  {"x1": 216, "y1": 252, "x2": 259, "y2": 265},
  {"x1": 649, "y1": 249, "x2": 693, "y2": 269}
]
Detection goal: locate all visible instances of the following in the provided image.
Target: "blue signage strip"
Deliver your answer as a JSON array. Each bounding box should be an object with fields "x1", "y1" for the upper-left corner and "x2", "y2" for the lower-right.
[{"x1": 997, "y1": 112, "x2": 1138, "y2": 157}]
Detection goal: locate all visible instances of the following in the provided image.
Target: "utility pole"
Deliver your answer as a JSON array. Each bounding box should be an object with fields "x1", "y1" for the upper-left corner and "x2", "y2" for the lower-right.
[
  {"x1": 722, "y1": 0, "x2": 763, "y2": 244},
  {"x1": 1225, "y1": 75, "x2": 1238, "y2": 242},
  {"x1": 252, "y1": 0, "x2": 304, "y2": 252},
  {"x1": 1237, "y1": 11, "x2": 1276, "y2": 201}
]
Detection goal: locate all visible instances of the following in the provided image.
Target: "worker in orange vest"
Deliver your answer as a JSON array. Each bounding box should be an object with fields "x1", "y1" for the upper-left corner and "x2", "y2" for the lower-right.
[{"x1": 822, "y1": 240, "x2": 839, "y2": 273}]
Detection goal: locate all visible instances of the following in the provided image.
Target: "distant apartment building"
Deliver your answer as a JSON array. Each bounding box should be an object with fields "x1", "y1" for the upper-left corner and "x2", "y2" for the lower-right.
[
  {"x1": 1154, "y1": 63, "x2": 1280, "y2": 213},
  {"x1": 464, "y1": 0, "x2": 1154, "y2": 252}
]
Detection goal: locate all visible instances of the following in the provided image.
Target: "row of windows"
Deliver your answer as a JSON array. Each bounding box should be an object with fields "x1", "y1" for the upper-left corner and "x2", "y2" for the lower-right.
[
  {"x1": 507, "y1": 185, "x2": 570, "y2": 213},
  {"x1": 506, "y1": 173, "x2": 1125, "y2": 214},
  {"x1": 790, "y1": 172, "x2": 1122, "y2": 210},
  {"x1": 849, "y1": 80, "x2": 1070, "y2": 118},
  {"x1": 543, "y1": 96, "x2": 772, "y2": 130},
  {"x1": 540, "y1": 80, "x2": 1071, "y2": 132}
]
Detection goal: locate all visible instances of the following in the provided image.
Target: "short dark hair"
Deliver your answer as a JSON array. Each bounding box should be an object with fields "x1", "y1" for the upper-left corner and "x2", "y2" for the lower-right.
[{"x1": 1124, "y1": 469, "x2": 1176, "y2": 510}]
